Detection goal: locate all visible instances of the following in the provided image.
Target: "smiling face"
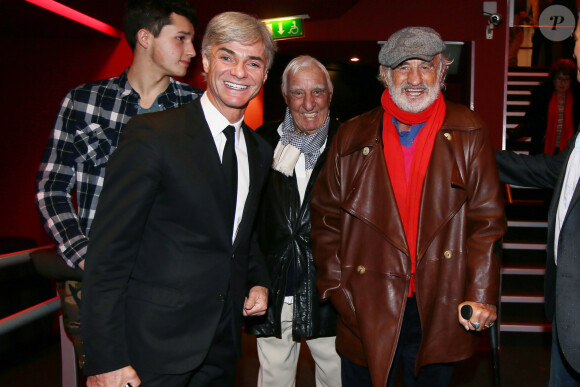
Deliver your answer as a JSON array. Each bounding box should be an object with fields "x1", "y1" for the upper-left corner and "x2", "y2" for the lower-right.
[
  {"x1": 148, "y1": 13, "x2": 196, "y2": 78},
  {"x1": 203, "y1": 40, "x2": 268, "y2": 123},
  {"x1": 384, "y1": 56, "x2": 442, "y2": 113},
  {"x1": 283, "y1": 66, "x2": 332, "y2": 135}
]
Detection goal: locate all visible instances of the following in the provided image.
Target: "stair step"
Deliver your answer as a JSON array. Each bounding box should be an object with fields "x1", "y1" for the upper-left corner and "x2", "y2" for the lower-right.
[
  {"x1": 503, "y1": 242, "x2": 547, "y2": 250},
  {"x1": 504, "y1": 227, "x2": 547, "y2": 244},
  {"x1": 501, "y1": 295, "x2": 544, "y2": 303},
  {"x1": 502, "y1": 249, "x2": 546, "y2": 267},
  {"x1": 508, "y1": 71, "x2": 549, "y2": 77},
  {"x1": 507, "y1": 100, "x2": 530, "y2": 106},
  {"x1": 502, "y1": 266, "x2": 545, "y2": 275},
  {"x1": 508, "y1": 80, "x2": 542, "y2": 86},
  {"x1": 502, "y1": 275, "x2": 544, "y2": 295},
  {"x1": 501, "y1": 301, "x2": 547, "y2": 316},
  {"x1": 507, "y1": 90, "x2": 532, "y2": 95},
  {"x1": 499, "y1": 322, "x2": 551, "y2": 333},
  {"x1": 507, "y1": 220, "x2": 548, "y2": 228},
  {"x1": 506, "y1": 96, "x2": 532, "y2": 103}
]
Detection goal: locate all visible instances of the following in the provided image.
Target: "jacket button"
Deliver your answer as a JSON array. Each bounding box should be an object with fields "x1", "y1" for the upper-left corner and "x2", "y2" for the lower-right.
[
  {"x1": 357, "y1": 265, "x2": 366, "y2": 274},
  {"x1": 362, "y1": 147, "x2": 370, "y2": 155},
  {"x1": 443, "y1": 250, "x2": 452, "y2": 259},
  {"x1": 444, "y1": 133, "x2": 452, "y2": 141}
]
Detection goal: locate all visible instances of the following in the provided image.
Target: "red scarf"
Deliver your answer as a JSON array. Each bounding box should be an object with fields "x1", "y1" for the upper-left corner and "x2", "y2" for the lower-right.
[
  {"x1": 544, "y1": 90, "x2": 574, "y2": 155},
  {"x1": 381, "y1": 89, "x2": 446, "y2": 295}
]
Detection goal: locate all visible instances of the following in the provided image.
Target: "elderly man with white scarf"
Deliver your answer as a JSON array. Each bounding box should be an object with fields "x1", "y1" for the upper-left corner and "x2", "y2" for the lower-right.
[{"x1": 245, "y1": 55, "x2": 342, "y2": 387}]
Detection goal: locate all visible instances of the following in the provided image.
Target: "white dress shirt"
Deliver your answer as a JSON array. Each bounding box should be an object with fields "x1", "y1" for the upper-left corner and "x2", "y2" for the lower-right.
[
  {"x1": 277, "y1": 124, "x2": 328, "y2": 205},
  {"x1": 201, "y1": 93, "x2": 250, "y2": 243},
  {"x1": 554, "y1": 134, "x2": 580, "y2": 264}
]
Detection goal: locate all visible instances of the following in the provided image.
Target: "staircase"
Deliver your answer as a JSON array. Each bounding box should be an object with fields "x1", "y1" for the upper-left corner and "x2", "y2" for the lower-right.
[
  {"x1": 506, "y1": 67, "x2": 549, "y2": 153},
  {"x1": 500, "y1": 68, "x2": 551, "y2": 335}
]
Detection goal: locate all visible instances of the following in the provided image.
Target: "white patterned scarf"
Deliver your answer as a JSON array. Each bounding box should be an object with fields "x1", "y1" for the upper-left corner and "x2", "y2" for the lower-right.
[{"x1": 272, "y1": 108, "x2": 330, "y2": 176}]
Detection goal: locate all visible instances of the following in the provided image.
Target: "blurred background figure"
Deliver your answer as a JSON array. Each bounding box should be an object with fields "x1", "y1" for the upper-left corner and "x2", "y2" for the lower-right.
[
  {"x1": 509, "y1": 11, "x2": 530, "y2": 67},
  {"x1": 508, "y1": 59, "x2": 580, "y2": 155}
]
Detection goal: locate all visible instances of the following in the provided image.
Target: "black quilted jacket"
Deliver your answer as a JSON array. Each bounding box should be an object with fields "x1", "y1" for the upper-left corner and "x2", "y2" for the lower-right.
[{"x1": 245, "y1": 118, "x2": 339, "y2": 339}]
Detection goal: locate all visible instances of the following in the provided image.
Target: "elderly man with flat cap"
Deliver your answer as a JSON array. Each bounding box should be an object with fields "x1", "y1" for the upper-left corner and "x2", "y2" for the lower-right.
[{"x1": 310, "y1": 26, "x2": 506, "y2": 387}]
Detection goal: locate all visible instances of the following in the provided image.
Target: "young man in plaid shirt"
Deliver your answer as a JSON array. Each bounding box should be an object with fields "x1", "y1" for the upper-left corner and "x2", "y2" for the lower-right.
[{"x1": 35, "y1": 0, "x2": 202, "y2": 371}]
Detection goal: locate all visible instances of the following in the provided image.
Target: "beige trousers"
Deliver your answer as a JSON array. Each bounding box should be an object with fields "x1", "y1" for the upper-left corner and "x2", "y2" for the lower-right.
[{"x1": 256, "y1": 302, "x2": 341, "y2": 387}]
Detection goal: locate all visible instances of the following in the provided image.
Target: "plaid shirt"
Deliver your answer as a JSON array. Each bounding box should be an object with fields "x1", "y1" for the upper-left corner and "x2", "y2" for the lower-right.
[{"x1": 36, "y1": 69, "x2": 202, "y2": 268}]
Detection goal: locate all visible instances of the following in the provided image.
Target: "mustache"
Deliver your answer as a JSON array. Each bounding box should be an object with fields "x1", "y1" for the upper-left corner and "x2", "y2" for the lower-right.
[{"x1": 401, "y1": 83, "x2": 428, "y2": 92}]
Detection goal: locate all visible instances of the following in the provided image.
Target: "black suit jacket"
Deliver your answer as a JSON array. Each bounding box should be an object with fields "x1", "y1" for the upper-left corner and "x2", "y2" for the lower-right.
[
  {"x1": 496, "y1": 135, "x2": 580, "y2": 372},
  {"x1": 82, "y1": 99, "x2": 273, "y2": 375}
]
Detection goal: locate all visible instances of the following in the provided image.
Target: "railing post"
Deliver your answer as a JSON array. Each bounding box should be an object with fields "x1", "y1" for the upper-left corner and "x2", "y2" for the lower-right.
[{"x1": 59, "y1": 311, "x2": 77, "y2": 387}]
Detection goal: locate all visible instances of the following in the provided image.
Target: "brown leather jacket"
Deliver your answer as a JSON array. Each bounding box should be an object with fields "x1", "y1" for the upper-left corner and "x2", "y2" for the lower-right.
[{"x1": 310, "y1": 101, "x2": 506, "y2": 387}]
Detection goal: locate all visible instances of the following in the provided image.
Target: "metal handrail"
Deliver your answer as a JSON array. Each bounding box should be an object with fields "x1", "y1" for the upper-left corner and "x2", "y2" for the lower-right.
[
  {"x1": 0, "y1": 245, "x2": 59, "y2": 335},
  {"x1": 0, "y1": 296, "x2": 61, "y2": 335},
  {"x1": 0, "y1": 245, "x2": 78, "y2": 386}
]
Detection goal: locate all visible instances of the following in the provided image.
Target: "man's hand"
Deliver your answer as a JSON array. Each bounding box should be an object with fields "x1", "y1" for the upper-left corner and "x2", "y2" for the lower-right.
[
  {"x1": 86, "y1": 366, "x2": 140, "y2": 387},
  {"x1": 79, "y1": 260, "x2": 85, "y2": 270},
  {"x1": 243, "y1": 286, "x2": 268, "y2": 316},
  {"x1": 458, "y1": 301, "x2": 497, "y2": 332}
]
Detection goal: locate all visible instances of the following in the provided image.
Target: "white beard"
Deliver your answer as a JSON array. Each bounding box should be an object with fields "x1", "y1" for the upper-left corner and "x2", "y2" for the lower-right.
[{"x1": 386, "y1": 70, "x2": 441, "y2": 113}]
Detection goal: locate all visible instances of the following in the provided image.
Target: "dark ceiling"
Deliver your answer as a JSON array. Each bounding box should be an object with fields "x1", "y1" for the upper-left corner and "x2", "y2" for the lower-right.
[
  {"x1": 6, "y1": 0, "x2": 359, "y2": 38},
  {"x1": 4, "y1": 0, "x2": 381, "y2": 67}
]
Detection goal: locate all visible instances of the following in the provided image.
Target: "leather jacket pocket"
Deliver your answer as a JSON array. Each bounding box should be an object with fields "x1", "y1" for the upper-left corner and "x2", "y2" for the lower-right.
[{"x1": 331, "y1": 287, "x2": 358, "y2": 333}]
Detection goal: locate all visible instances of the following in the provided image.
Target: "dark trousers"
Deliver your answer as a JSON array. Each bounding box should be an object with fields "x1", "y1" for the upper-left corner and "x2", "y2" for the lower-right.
[
  {"x1": 137, "y1": 290, "x2": 238, "y2": 387},
  {"x1": 342, "y1": 297, "x2": 454, "y2": 387},
  {"x1": 549, "y1": 318, "x2": 580, "y2": 386}
]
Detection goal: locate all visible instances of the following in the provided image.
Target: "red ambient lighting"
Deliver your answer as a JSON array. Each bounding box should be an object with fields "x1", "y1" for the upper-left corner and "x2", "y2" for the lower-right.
[{"x1": 25, "y1": 0, "x2": 123, "y2": 38}]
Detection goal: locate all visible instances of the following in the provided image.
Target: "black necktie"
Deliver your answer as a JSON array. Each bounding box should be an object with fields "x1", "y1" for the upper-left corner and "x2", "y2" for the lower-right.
[{"x1": 222, "y1": 125, "x2": 238, "y2": 220}]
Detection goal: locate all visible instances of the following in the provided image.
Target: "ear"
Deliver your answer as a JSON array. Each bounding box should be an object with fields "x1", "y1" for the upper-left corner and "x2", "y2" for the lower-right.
[
  {"x1": 202, "y1": 55, "x2": 210, "y2": 73},
  {"x1": 136, "y1": 28, "x2": 150, "y2": 50},
  {"x1": 379, "y1": 66, "x2": 388, "y2": 79},
  {"x1": 379, "y1": 66, "x2": 389, "y2": 88},
  {"x1": 262, "y1": 70, "x2": 269, "y2": 85}
]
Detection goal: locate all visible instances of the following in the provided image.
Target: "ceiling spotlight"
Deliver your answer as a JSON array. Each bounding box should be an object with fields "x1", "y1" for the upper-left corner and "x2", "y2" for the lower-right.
[{"x1": 350, "y1": 57, "x2": 360, "y2": 62}]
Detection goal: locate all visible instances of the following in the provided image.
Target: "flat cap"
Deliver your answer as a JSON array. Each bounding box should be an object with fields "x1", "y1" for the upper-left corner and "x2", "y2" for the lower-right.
[{"x1": 379, "y1": 26, "x2": 445, "y2": 67}]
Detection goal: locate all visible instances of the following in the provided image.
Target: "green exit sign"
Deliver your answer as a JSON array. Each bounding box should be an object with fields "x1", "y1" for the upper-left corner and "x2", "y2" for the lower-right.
[{"x1": 263, "y1": 18, "x2": 304, "y2": 39}]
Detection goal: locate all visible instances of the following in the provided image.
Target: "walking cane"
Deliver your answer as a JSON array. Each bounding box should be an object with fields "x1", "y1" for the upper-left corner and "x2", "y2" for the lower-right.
[{"x1": 461, "y1": 304, "x2": 500, "y2": 387}]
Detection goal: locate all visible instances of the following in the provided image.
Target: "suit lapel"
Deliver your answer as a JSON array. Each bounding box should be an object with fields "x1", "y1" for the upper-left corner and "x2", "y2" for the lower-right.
[
  {"x1": 343, "y1": 139, "x2": 409, "y2": 255},
  {"x1": 185, "y1": 100, "x2": 233, "y2": 245},
  {"x1": 339, "y1": 110, "x2": 409, "y2": 254},
  {"x1": 233, "y1": 124, "x2": 263, "y2": 249}
]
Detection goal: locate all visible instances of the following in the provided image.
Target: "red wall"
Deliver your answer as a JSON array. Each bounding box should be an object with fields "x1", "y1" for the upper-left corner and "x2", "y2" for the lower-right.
[
  {"x1": 0, "y1": 38, "x2": 131, "y2": 246},
  {"x1": 1, "y1": 0, "x2": 508, "y2": 247},
  {"x1": 299, "y1": 0, "x2": 508, "y2": 148}
]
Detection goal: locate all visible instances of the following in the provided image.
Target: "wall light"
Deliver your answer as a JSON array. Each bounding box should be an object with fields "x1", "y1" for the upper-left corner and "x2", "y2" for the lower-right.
[
  {"x1": 350, "y1": 57, "x2": 360, "y2": 62},
  {"x1": 25, "y1": 0, "x2": 123, "y2": 38}
]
